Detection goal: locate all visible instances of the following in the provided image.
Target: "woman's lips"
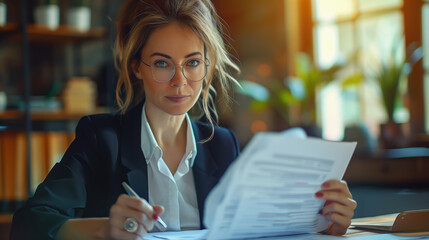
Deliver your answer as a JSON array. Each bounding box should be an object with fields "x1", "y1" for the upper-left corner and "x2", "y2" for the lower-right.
[{"x1": 166, "y1": 95, "x2": 190, "y2": 103}]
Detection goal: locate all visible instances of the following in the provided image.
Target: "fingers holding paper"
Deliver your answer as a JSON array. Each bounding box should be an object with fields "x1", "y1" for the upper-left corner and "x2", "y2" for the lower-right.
[
  {"x1": 315, "y1": 180, "x2": 357, "y2": 236},
  {"x1": 108, "y1": 194, "x2": 164, "y2": 239}
]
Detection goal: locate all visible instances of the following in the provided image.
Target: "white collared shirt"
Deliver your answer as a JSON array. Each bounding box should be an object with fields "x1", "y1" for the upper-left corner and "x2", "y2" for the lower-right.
[{"x1": 141, "y1": 104, "x2": 200, "y2": 231}]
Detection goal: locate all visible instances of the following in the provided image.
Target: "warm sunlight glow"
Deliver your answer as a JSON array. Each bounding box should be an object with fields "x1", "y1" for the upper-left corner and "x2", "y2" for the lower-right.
[
  {"x1": 320, "y1": 84, "x2": 344, "y2": 140},
  {"x1": 256, "y1": 64, "x2": 272, "y2": 78},
  {"x1": 251, "y1": 120, "x2": 267, "y2": 134},
  {"x1": 315, "y1": 25, "x2": 339, "y2": 69},
  {"x1": 313, "y1": 0, "x2": 355, "y2": 21}
]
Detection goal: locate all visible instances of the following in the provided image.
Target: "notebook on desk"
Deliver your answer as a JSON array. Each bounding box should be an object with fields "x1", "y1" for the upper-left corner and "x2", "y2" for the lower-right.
[{"x1": 352, "y1": 209, "x2": 429, "y2": 232}]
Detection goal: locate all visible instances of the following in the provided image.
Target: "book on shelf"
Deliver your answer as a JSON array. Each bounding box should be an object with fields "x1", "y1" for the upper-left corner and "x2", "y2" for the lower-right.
[{"x1": 0, "y1": 131, "x2": 74, "y2": 204}]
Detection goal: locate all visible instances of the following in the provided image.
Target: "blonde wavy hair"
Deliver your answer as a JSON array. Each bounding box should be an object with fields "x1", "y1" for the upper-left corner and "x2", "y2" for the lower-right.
[{"x1": 114, "y1": 0, "x2": 240, "y2": 141}]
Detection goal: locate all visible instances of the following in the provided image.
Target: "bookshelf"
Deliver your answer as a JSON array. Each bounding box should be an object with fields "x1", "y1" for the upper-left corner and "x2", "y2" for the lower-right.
[{"x1": 0, "y1": 0, "x2": 120, "y2": 215}]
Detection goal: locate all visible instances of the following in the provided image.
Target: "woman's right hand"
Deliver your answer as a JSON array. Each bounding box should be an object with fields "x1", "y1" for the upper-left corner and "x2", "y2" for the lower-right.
[{"x1": 107, "y1": 194, "x2": 164, "y2": 240}]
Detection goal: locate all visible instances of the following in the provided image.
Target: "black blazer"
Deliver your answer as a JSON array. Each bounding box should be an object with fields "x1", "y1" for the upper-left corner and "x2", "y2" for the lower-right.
[{"x1": 10, "y1": 102, "x2": 240, "y2": 240}]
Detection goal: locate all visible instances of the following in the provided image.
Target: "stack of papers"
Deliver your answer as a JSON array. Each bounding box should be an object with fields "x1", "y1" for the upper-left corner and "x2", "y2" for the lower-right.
[{"x1": 204, "y1": 128, "x2": 356, "y2": 239}]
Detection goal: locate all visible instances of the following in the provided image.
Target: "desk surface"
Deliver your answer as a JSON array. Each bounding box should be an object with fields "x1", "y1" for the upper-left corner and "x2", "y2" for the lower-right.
[
  {"x1": 143, "y1": 214, "x2": 429, "y2": 240},
  {"x1": 2, "y1": 213, "x2": 429, "y2": 239}
]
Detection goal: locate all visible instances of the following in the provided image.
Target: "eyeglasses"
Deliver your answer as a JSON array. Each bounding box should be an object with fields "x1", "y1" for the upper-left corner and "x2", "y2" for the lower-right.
[{"x1": 141, "y1": 58, "x2": 210, "y2": 83}]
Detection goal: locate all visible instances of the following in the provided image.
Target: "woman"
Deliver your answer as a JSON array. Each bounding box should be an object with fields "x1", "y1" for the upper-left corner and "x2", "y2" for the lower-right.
[{"x1": 11, "y1": 0, "x2": 357, "y2": 239}]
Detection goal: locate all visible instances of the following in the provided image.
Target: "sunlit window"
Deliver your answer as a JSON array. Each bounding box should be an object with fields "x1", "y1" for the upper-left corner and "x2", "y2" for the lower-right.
[
  {"x1": 313, "y1": 0, "x2": 356, "y2": 21},
  {"x1": 357, "y1": 0, "x2": 402, "y2": 12},
  {"x1": 312, "y1": 0, "x2": 404, "y2": 140}
]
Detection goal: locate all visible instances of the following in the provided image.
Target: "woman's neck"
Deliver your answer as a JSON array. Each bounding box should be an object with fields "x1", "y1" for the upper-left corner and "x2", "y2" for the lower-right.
[{"x1": 144, "y1": 103, "x2": 187, "y2": 148}]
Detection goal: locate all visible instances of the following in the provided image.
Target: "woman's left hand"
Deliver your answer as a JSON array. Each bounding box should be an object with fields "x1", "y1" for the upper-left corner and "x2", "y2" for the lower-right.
[{"x1": 315, "y1": 180, "x2": 357, "y2": 236}]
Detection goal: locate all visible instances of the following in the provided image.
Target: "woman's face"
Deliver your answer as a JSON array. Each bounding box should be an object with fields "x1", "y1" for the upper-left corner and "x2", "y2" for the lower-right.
[{"x1": 133, "y1": 22, "x2": 205, "y2": 117}]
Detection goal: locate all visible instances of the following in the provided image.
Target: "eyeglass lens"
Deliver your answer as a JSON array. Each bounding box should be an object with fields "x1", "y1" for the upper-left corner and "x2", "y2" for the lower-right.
[{"x1": 151, "y1": 58, "x2": 206, "y2": 82}]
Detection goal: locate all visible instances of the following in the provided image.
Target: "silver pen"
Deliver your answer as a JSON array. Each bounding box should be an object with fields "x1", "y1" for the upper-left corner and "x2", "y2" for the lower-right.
[{"x1": 121, "y1": 181, "x2": 168, "y2": 230}]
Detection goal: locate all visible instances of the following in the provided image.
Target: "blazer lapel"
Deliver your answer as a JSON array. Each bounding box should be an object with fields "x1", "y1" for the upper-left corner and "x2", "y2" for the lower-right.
[
  {"x1": 192, "y1": 122, "x2": 220, "y2": 228},
  {"x1": 120, "y1": 102, "x2": 149, "y2": 200}
]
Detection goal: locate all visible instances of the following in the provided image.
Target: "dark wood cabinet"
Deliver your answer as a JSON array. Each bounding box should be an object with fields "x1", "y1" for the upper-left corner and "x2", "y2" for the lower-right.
[{"x1": 344, "y1": 148, "x2": 429, "y2": 184}]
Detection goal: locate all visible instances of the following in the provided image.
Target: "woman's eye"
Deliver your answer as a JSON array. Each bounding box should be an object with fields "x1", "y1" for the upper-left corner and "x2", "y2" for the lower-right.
[
  {"x1": 187, "y1": 59, "x2": 202, "y2": 67},
  {"x1": 154, "y1": 60, "x2": 170, "y2": 68}
]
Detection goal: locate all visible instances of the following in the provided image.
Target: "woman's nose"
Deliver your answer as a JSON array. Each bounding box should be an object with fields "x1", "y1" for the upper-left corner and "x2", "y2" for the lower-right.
[{"x1": 169, "y1": 65, "x2": 187, "y2": 87}]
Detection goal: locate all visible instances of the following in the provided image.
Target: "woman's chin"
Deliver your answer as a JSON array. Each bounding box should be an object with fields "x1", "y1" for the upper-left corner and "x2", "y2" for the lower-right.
[{"x1": 165, "y1": 107, "x2": 191, "y2": 116}]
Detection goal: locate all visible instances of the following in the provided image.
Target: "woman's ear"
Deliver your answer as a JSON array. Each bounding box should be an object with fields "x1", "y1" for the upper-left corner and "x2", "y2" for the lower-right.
[{"x1": 131, "y1": 59, "x2": 143, "y2": 80}]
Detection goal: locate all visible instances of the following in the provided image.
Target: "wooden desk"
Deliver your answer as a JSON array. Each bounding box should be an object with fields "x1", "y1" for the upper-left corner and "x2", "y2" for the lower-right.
[{"x1": 2, "y1": 213, "x2": 429, "y2": 239}]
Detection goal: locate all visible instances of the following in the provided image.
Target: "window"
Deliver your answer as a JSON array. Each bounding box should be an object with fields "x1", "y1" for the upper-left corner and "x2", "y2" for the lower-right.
[{"x1": 312, "y1": 0, "x2": 406, "y2": 140}]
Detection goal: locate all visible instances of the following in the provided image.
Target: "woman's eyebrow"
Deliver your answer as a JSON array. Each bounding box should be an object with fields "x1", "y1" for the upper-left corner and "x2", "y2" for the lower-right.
[
  {"x1": 185, "y1": 52, "x2": 202, "y2": 58},
  {"x1": 149, "y1": 52, "x2": 202, "y2": 59},
  {"x1": 150, "y1": 52, "x2": 171, "y2": 59}
]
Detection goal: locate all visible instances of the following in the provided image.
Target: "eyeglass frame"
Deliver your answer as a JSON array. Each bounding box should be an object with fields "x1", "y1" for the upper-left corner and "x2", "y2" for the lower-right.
[{"x1": 140, "y1": 58, "x2": 210, "y2": 83}]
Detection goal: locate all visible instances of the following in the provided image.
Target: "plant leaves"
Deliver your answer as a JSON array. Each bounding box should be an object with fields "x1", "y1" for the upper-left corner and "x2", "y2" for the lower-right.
[
  {"x1": 236, "y1": 80, "x2": 269, "y2": 101},
  {"x1": 250, "y1": 100, "x2": 269, "y2": 112},
  {"x1": 341, "y1": 73, "x2": 364, "y2": 88},
  {"x1": 286, "y1": 77, "x2": 306, "y2": 100}
]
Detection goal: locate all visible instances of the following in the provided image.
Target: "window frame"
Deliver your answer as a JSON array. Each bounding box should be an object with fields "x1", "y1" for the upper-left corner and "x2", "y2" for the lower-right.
[{"x1": 300, "y1": 0, "x2": 426, "y2": 137}]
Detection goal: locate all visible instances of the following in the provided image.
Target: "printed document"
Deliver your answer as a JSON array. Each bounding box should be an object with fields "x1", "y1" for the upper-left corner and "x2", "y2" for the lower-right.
[{"x1": 203, "y1": 128, "x2": 357, "y2": 239}]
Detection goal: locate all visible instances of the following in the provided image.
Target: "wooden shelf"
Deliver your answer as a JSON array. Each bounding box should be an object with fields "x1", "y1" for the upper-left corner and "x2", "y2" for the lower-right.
[
  {"x1": 0, "y1": 108, "x2": 111, "y2": 121},
  {"x1": 0, "y1": 214, "x2": 12, "y2": 224},
  {"x1": 27, "y1": 24, "x2": 106, "y2": 42},
  {"x1": 0, "y1": 23, "x2": 106, "y2": 43},
  {"x1": 0, "y1": 22, "x2": 18, "y2": 34}
]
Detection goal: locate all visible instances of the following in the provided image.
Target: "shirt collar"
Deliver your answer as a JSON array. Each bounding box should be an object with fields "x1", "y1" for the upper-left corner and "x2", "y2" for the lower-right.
[{"x1": 141, "y1": 103, "x2": 197, "y2": 166}]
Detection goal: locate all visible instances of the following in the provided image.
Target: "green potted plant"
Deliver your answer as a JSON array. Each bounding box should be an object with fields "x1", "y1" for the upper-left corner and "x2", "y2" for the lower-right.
[
  {"x1": 374, "y1": 39, "x2": 423, "y2": 148},
  {"x1": 0, "y1": 0, "x2": 7, "y2": 27},
  {"x1": 67, "y1": 0, "x2": 91, "y2": 32},
  {"x1": 289, "y1": 53, "x2": 363, "y2": 126},
  {"x1": 237, "y1": 53, "x2": 362, "y2": 135},
  {"x1": 34, "y1": 0, "x2": 60, "y2": 30}
]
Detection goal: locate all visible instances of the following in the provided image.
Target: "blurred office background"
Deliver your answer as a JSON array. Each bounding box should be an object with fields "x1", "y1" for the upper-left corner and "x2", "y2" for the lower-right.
[{"x1": 0, "y1": 0, "x2": 429, "y2": 238}]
